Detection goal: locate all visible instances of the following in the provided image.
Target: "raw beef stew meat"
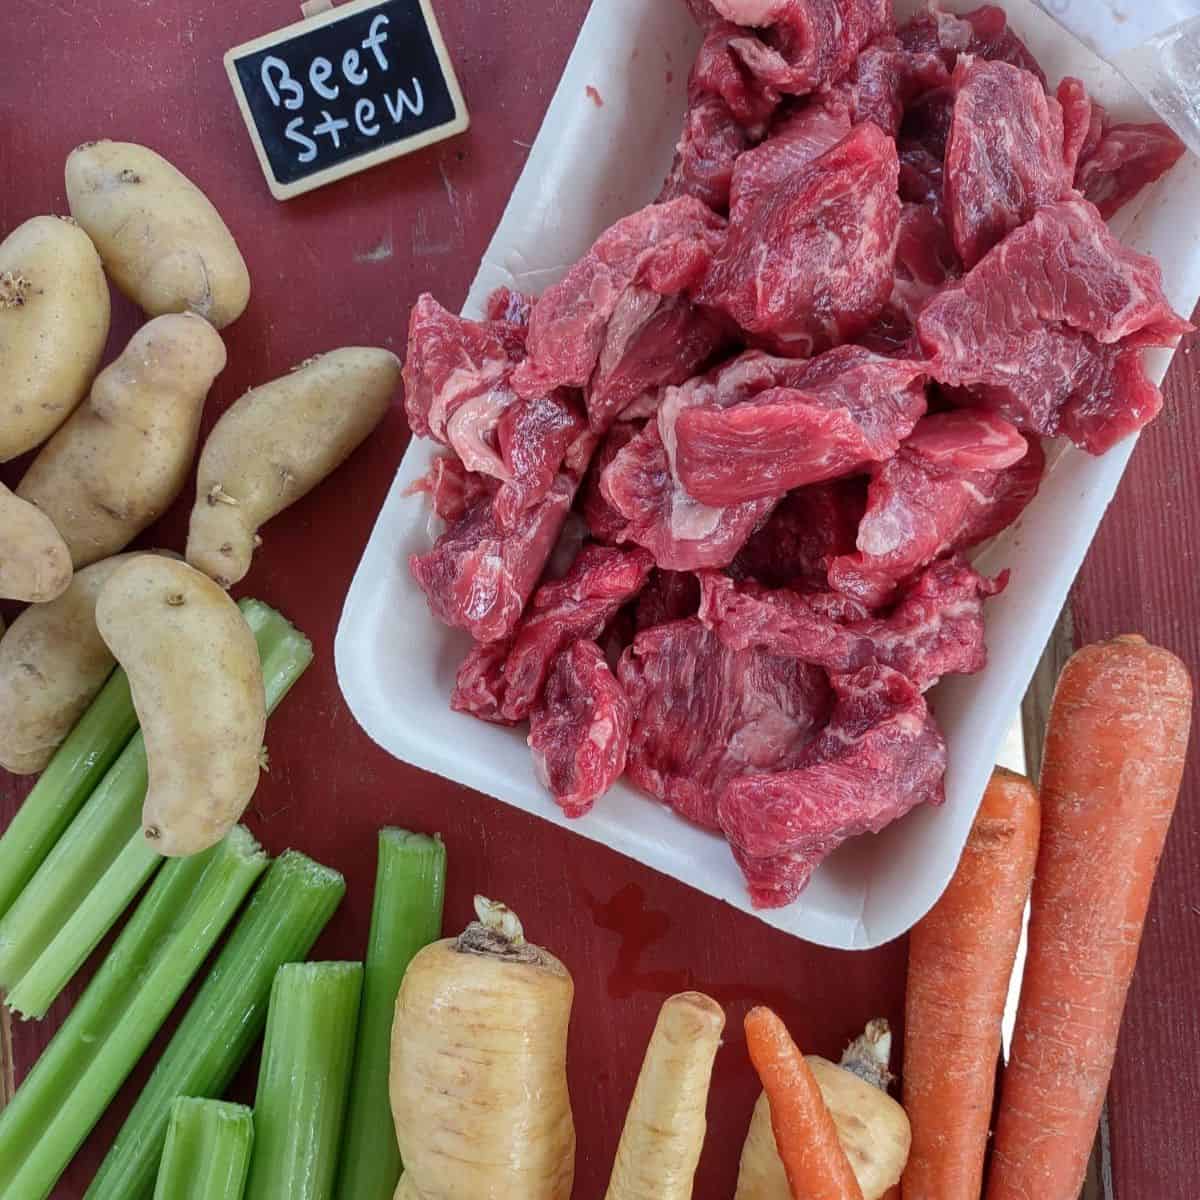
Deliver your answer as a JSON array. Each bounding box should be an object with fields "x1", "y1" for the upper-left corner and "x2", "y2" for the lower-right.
[
  {"x1": 403, "y1": 0, "x2": 1191, "y2": 908},
  {"x1": 530, "y1": 640, "x2": 633, "y2": 818}
]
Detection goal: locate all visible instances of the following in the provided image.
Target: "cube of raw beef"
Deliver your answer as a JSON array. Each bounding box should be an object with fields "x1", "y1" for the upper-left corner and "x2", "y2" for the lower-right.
[
  {"x1": 688, "y1": 21, "x2": 790, "y2": 130},
  {"x1": 829, "y1": 411, "x2": 1044, "y2": 606},
  {"x1": 659, "y1": 94, "x2": 753, "y2": 211},
  {"x1": 719, "y1": 663, "x2": 947, "y2": 907},
  {"x1": 729, "y1": 96, "x2": 853, "y2": 215},
  {"x1": 1075, "y1": 118, "x2": 1187, "y2": 221},
  {"x1": 918, "y1": 198, "x2": 1194, "y2": 453},
  {"x1": 698, "y1": 571, "x2": 875, "y2": 671},
  {"x1": 529, "y1": 640, "x2": 633, "y2": 817},
  {"x1": 944, "y1": 59, "x2": 1072, "y2": 268},
  {"x1": 493, "y1": 392, "x2": 590, "y2": 528},
  {"x1": 852, "y1": 556, "x2": 1007, "y2": 690},
  {"x1": 586, "y1": 292, "x2": 728, "y2": 434},
  {"x1": 671, "y1": 346, "x2": 928, "y2": 505},
  {"x1": 618, "y1": 618, "x2": 832, "y2": 829},
  {"x1": 410, "y1": 472, "x2": 577, "y2": 643},
  {"x1": 581, "y1": 422, "x2": 640, "y2": 543},
  {"x1": 695, "y1": 122, "x2": 900, "y2": 356},
  {"x1": 601, "y1": 420, "x2": 776, "y2": 570},
  {"x1": 407, "y1": 454, "x2": 496, "y2": 524},
  {"x1": 510, "y1": 198, "x2": 726, "y2": 410},
  {"x1": 844, "y1": 38, "x2": 950, "y2": 138},
  {"x1": 898, "y1": 3, "x2": 1047, "y2": 85},
  {"x1": 486, "y1": 544, "x2": 655, "y2": 723},
  {"x1": 732, "y1": 478, "x2": 867, "y2": 590},
  {"x1": 451, "y1": 637, "x2": 515, "y2": 725},
  {"x1": 635, "y1": 569, "x2": 702, "y2": 630}
]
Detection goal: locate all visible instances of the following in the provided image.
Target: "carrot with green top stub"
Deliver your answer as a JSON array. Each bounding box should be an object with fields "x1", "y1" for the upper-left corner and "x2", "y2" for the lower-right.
[
  {"x1": 902, "y1": 767, "x2": 1040, "y2": 1200},
  {"x1": 986, "y1": 635, "x2": 1192, "y2": 1200},
  {"x1": 744, "y1": 1007, "x2": 864, "y2": 1200}
]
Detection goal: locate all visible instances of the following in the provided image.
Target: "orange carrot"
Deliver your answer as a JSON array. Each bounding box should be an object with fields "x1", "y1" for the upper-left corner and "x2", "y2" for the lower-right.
[
  {"x1": 987, "y1": 636, "x2": 1192, "y2": 1200},
  {"x1": 902, "y1": 767, "x2": 1040, "y2": 1200},
  {"x1": 744, "y1": 1007, "x2": 865, "y2": 1200}
]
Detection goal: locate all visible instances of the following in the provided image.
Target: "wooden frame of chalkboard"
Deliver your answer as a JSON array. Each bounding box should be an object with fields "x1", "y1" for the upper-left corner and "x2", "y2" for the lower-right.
[{"x1": 224, "y1": 0, "x2": 469, "y2": 201}]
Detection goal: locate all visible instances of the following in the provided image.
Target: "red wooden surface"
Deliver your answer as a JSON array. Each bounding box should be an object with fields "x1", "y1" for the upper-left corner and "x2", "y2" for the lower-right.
[{"x1": 0, "y1": 2, "x2": 1195, "y2": 1198}]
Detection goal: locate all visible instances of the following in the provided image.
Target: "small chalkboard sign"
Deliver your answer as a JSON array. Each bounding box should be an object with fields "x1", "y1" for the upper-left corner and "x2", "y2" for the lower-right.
[{"x1": 225, "y1": 0, "x2": 469, "y2": 200}]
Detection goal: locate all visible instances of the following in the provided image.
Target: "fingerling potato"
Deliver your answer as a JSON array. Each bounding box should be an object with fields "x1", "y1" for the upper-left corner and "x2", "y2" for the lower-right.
[
  {"x1": 96, "y1": 557, "x2": 266, "y2": 856},
  {"x1": 0, "y1": 482, "x2": 72, "y2": 604},
  {"x1": 0, "y1": 552, "x2": 168, "y2": 774},
  {"x1": 66, "y1": 140, "x2": 250, "y2": 329},
  {"x1": 18, "y1": 313, "x2": 226, "y2": 567},
  {"x1": 0, "y1": 215, "x2": 110, "y2": 461},
  {"x1": 187, "y1": 348, "x2": 399, "y2": 586}
]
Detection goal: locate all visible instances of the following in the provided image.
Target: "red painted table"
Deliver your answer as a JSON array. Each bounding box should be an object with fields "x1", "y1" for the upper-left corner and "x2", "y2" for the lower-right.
[{"x1": 1, "y1": 3, "x2": 1196, "y2": 1196}]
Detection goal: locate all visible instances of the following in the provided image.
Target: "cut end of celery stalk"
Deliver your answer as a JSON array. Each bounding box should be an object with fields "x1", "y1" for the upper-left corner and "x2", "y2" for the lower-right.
[{"x1": 153, "y1": 1098, "x2": 254, "y2": 1200}]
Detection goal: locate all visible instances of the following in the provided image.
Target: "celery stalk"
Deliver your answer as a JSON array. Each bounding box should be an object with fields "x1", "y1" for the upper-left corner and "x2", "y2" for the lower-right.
[
  {"x1": 152, "y1": 1099, "x2": 254, "y2": 1200},
  {"x1": 0, "y1": 600, "x2": 313, "y2": 1018},
  {"x1": 0, "y1": 826, "x2": 268, "y2": 1200},
  {"x1": 244, "y1": 963, "x2": 363, "y2": 1200},
  {"x1": 335, "y1": 830, "x2": 445, "y2": 1200},
  {"x1": 86, "y1": 852, "x2": 345, "y2": 1200},
  {"x1": 0, "y1": 668, "x2": 138, "y2": 920}
]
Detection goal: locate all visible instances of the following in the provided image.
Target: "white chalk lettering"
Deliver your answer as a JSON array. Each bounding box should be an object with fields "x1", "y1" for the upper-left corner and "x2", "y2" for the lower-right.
[
  {"x1": 383, "y1": 77, "x2": 425, "y2": 122},
  {"x1": 342, "y1": 47, "x2": 368, "y2": 86},
  {"x1": 355, "y1": 97, "x2": 380, "y2": 136},
  {"x1": 362, "y1": 13, "x2": 390, "y2": 70},
  {"x1": 285, "y1": 116, "x2": 318, "y2": 162},
  {"x1": 261, "y1": 56, "x2": 304, "y2": 110},
  {"x1": 312, "y1": 109, "x2": 351, "y2": 149},
  {"x1": 309, "y1": 56, "x2": 338, "y2": 100}
]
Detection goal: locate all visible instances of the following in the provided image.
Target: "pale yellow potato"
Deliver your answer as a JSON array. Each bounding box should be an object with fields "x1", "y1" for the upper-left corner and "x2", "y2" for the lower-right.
[
  {"x1": 18, "y1": 313, "x2": 226, "y2": 567},
  {"x1": 95, "y1": 556, "x2": 266, "y2": 856},
  {"x1": 66, "y1": 140, "x2": 250, "y2": 329},
  {"x1": 0, "y1": 481, "x2": 72, "y2": 604},
  {"x1": 0, "y1": 552, "x2": 166, "y2": 774},
  {"x1": 0, "y1": 215, "x2": 110, "y2": 462},
  {"x1": 187, "y1": 348, "x2": 398, "y2": 587},
  {"x1": 735, "y1": 1060, "x2": 911, "y2": 1200}
]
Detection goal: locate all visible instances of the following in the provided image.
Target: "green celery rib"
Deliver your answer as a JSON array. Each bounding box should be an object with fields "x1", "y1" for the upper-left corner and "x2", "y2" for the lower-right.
[
  {"x1": 86, "y1": 852, "x2": 345, "y2": 1200},
  {"x1": 335, "y1": 829, "x2": 446, "y2": 1200},
  {"x1": 0, "y1": 826, "x2": 268, "y2": 1200},
  {"x1": 244, "y1": 962, "x2": 363, "y2": 1200},
  {"x1": 152, "y1": 1099, "x2": 254, "y2": 1200},
  {"x1": 0, "y1": 668, "x2": 138, "y2": 920},
  {"x1": 0, "y1": 599, "x2": 314, "y2": 1019}
]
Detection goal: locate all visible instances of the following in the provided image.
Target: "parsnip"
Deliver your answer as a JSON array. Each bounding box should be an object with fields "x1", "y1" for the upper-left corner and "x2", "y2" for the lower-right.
[
  {"x1": 186, "y1": 348, "x2": 398, "y2": 587},
  {"x1": 17, "y1": 313, "x2": 226, "y2": 567},
  {"x1": 95, "y1": 556, "x2": 266, "y2": 856},
  {"x1": 0, "y1": 481, "x2": 72, "y2": 603},
  {"x1": 735, "y1": 1021, "x2": 910, "y2": 1200},
  {"x1": 390, "y1": 897, "x2": 575, "y2": 1200},
  {"x1": 605, "y1": 992, "x2": 725, "y2": 1200}
]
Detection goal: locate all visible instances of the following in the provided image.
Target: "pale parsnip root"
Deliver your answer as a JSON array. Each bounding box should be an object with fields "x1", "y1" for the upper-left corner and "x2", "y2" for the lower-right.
[
  {"x1": 186, "y1": 347, "x2": 399, "y2": 587},
  {"x1": 735, "y1": 1023, "x2": 910, "y2": 1200},
  {"x1": 604, "y1": 991, "x2": 725, "y2": 1200},
  {"x1": 0, "y1": 482, "x2": 72, "y2": 604},
  {"x1": 0, "y1": 215, "x2": 110, "y2": 462},
  {"x1": 17, "y1": 313, "x2": 226, "y2": 567},
  {"x1": 390, "y1": 896, "x2": 575, "y2": 1200},
  {"x1": 95, "y1": 557, "x2": 266, "y2": 856},
  {"x1": 0, "y1": 552, "x2": 166, "y2": 774},
  {"x1": 66, "y1": 141, "x2": 250, "y2": 328}
]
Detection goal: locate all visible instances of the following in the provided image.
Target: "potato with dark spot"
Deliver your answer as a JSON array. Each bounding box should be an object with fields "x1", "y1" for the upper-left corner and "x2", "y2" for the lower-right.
[
  {"x1": 18, "y1": 313, "x2": 226, "y2": 567},
  {"x1": 0, "y1": 215, "x2": 110, "y2": 462},
  {"x1": 66, "y1": 141, "x2": 250, "y2": 329},
  {"x1": 0, "y1": 482, "x2": 72, "y2": 604},
  {"x1": 187, "y1": 348, "x2": 399, "y2": 587},
  {"x1": 96, "y1": 557, "x2": 266, "y2": 856}
]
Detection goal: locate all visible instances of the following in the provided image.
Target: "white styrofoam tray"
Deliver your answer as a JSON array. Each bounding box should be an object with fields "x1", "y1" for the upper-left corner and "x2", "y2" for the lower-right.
[{"x1": 336, "y1": 0, "x2": 1200, "y2": 948}]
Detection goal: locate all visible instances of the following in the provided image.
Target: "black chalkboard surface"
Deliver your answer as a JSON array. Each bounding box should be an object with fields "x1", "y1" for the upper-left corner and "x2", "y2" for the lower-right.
[{"x1": 225, "y1": 0, "x2": 468, "y2": 200}]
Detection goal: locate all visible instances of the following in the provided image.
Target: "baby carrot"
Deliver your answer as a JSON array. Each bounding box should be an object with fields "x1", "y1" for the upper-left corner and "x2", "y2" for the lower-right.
[
  {"x1": 902, "y1": 767, "x2": 1040, "y2": 1200},
  {"x1": 744, "y1": 1007, "x2": 865, "y2": 1200},
  {"x1": 987, "y1": 636, "x2": 1192, "y2": 1200}
]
